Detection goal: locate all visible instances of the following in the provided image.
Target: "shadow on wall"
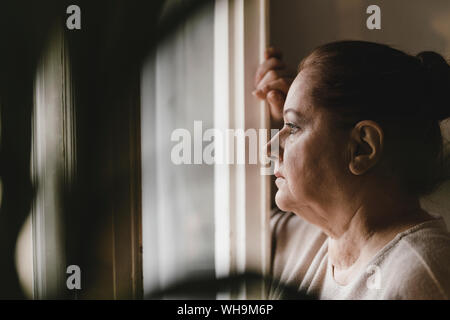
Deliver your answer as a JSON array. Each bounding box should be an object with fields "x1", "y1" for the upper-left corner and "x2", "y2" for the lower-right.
[
  {"x1": 269, "y1": 0, "x2": 450, "y2": 226},
  {"x1": 270, "y1": 0, "x2": 450, "y2": 67}
]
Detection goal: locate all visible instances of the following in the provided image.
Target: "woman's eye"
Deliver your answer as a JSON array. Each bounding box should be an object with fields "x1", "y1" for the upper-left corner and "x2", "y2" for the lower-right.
[{"x1": 285, "y1": 122, "x2": 300, "y2": 135}]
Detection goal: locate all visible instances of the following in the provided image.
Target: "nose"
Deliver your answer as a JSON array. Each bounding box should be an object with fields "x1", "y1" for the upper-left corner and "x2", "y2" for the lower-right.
[{"x1": 265, "y1": 128, "x2": 284, "y2": 163}]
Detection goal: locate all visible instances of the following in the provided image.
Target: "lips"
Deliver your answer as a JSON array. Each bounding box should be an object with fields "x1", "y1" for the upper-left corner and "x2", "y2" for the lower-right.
[
  {"x1": 274, "y1": 168, "x2": 286, "y2": 188},
  {"x1": 274, "y1": 169, "x2": 284, "y2": 179},
  {"x1": 275, "y1": 176, "x2": 285, "y2": 188}
]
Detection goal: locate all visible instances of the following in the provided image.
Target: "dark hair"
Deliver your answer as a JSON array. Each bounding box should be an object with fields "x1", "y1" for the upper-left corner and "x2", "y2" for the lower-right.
[{"x1": 299, "y1": 40, "x2": 450, "y2": 196}]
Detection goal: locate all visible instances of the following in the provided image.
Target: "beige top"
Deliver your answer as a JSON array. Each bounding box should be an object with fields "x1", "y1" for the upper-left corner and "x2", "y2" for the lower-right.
[{"x1": 269, "y1": 209, "x2": 450, "y2": 300}]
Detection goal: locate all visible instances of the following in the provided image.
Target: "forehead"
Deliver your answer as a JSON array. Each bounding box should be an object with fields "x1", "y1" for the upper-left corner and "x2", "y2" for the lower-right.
[{"x1": 284, "y1": 70, "x2": 315, "y2": 117}]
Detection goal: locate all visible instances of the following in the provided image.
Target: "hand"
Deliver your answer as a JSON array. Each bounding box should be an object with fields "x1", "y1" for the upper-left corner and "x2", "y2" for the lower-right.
[{"x1": 253, "y1": 47, "x2": 296, "y2": 129}]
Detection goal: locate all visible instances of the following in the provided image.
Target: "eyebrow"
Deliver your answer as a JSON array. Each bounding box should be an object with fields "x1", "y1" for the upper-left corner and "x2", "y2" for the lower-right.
[{"x1": 283, "y1": 108, "x2": 310, "y2": 124}]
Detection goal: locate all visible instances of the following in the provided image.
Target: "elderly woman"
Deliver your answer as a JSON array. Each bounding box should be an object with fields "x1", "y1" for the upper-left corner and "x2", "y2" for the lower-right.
[{"x1": 254, "y1": 41, "x2": 450, "y2": 299}]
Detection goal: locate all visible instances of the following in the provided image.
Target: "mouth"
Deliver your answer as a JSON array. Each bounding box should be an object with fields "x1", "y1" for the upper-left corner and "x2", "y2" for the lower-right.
[
  {"x1": 274, "y1": 168, "x2": 286, "y2": 188},
  {"x1": 274, "y1": 176, "x2": 286, "y2": 188},
  {"x1": 274, "y1": 169, "x2": 284, "y2": 179}
]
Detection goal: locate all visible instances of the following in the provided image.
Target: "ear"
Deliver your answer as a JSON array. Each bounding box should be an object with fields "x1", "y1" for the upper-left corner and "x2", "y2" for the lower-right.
[{"x1": 348, "y1": 120, "x2": 384, "y2": 175}]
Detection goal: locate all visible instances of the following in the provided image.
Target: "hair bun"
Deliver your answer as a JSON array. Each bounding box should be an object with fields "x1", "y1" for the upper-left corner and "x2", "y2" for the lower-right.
[{"x1": 416, "y1": 51, "x2": 450, "y2": 121}]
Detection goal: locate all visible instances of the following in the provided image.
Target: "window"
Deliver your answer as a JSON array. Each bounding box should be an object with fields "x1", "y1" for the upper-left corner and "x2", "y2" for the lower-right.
[
  {"x1": 13, "y1": 0, "x2": 272, "y2": 299},
  {"x1": 141, "y1": 0, "x2": 216, "y2": 297},
  {"x1": 141, "y1": 0, "x2": 271, "y2": 299}
]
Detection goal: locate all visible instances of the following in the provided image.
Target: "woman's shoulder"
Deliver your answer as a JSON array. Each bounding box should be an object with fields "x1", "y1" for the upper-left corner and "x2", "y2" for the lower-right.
[{"x1": 378, "y1": 216, "x2": 450, "y2": 299}]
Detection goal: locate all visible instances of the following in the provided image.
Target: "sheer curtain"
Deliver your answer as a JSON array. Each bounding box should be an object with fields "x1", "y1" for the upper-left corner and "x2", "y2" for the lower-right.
[{"x1": 141, "y1": 1, "x2": 215, "y2": 296}]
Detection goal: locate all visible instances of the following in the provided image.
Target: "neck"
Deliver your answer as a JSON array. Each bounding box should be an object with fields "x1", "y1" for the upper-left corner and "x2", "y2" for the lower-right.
[{"x1": 327, "y1": 186, "x2": 431, "y2": 271}]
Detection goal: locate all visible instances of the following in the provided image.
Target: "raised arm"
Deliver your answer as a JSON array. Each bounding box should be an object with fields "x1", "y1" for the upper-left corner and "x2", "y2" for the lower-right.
[{"x1": 253, "y1": 47, "x2": 296, "y2": 130}]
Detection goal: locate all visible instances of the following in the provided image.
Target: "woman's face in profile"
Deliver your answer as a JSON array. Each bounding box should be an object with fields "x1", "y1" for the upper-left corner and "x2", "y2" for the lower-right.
[{"x1": 273, "y1": 70, "x2": 352, "y2": 228}]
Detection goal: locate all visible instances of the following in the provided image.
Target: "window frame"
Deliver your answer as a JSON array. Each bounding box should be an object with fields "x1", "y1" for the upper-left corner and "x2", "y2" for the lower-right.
[{"x1": 214, "y1": 0, "x2": 271, "y2": 299}]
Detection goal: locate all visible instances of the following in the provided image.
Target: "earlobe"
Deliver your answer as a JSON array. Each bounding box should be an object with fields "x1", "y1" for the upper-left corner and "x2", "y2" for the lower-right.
[{"x1": 348, "y1": 120, "x2": 383, "y2": 175}]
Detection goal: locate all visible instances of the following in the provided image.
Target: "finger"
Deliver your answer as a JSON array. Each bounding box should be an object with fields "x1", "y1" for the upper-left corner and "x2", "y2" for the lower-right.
[
  {"x1": 267, "y1": 90, "x2": 285, "y2": 121},
  {"x1": 265, "y1": 47, "x2": 283, "y2": 60},
  {"x1": 254, "y1": 57, "x2": 285, "y2": 86},
  {"x1": 256, "y1": 69, "x2": 292, "y2": 91},
  {"x1": 253, "y1": 78, "x2": 293, "y2": 99}
]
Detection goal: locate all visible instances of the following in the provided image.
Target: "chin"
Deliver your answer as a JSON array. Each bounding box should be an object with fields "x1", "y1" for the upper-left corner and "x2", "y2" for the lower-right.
[{"x1": 275, "y1": 191, "x2": 291, "y2": 212}]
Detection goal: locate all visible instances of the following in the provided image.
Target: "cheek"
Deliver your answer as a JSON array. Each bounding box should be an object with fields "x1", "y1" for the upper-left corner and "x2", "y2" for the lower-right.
[
  {"x1": 283, "y1": 132, "x2": 342, "y2": 205},
  {"x1": 275, "y1": 137, "x2": 308, "y2": 206},
  {"x1": 274, "y1": 137, "x2": 304, "y2": 210},
  {"x1": 286, "y1": 138, "x2": 322, "y2": 197}
]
